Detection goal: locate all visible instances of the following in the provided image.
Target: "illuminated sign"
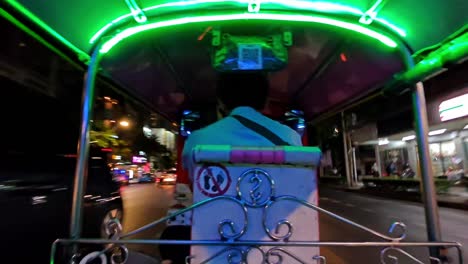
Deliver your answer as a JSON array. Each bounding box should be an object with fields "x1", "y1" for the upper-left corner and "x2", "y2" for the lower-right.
[
  {"x1": 428, "y1": 129, "x2": 447, "y2": 136},
  {"x1": 378, "y1": 138, "x2": 389, "y2": 145},
  {"x1": 402, "y1": 135, "x2": 415, "y2": 141},
  {"x1": 439, "y1": 93, "x2": 468, "y2": 121},
  {"x1": 132, "y1": 156, "x2": 147, "y2": 163}
]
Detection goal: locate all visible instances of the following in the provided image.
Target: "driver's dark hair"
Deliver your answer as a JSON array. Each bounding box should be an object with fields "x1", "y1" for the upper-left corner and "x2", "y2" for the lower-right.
[{"x1": 216, "y1": 72, "x2": 269, "y2": 111}]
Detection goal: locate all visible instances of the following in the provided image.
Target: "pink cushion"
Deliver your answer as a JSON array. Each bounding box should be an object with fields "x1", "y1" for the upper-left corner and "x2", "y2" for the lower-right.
[
  {"x1": 230, "y1": 148, "x2": 285, "y2": 164},
  {"x1": 192, "y1": 145, "x2": 321, "y2": 166}
]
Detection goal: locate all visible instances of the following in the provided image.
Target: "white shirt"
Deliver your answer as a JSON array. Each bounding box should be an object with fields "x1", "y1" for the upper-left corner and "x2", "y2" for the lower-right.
[{"x1": 182, "y1": 106, "x2": 303, "y2": 179}]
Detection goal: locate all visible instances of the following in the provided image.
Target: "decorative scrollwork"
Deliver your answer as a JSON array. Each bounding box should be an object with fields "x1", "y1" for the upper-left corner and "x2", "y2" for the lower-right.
[
  {"x1": 380, "y1": 247, "x2": 440, "y2": 264},
  {"x1": 237, "y1": 169, "x2": 275, "y2": 207},
  {"x1": 263, "y1": 212, "x2": 293, "y2": 241},
  {"x1": 185, "y1": 255, "x2": 195, "y2": 264},
  {"x1": 388, "y1": 222, "x2": 407, "y2": 241},
  {"x1": 312, "y1": 255, "x2": 327, "y2": 264},
  {"x1": 110, "y1": 245, "x2": 129, "y2": 264},
  {"x1": 78, "y1": 251, "x2": 107, "y2": 264},
  {"x1": 53, "y1": 173, "x2": 463, "y2": 264},
  {"x1": 122, "y1": 196, "x2": 248, "y2": 239},
  {"x1": 266, "y1": 247, "x2": 309, "y2": 264},
  {"x1": 219, "y1": 219, "x2": 246, "y2": 241},
  {"x1": 249, "y1": 174, "x2": 263, "y2": 204},
  {"x1": 195, "y1": 246, "x2": 267, "y2": 264},
  {"x1": 198, "y1": 247, "x2": 245, "y2": 264},
  {"x1": 214, "y1": 197, "x2": 248, "y2": 241},
  {"x1": 71, "y1": 253, "x2": 81, "y2": 264},
  {"x1": 103, "y1": 218, "x2": 123, "y2": 239},
  {"x1": 227, "y1": 249, "x2": 244, "y2": 264},
  {"x1": 245, "y1": 246, "x2": 266, "y2": 263}
]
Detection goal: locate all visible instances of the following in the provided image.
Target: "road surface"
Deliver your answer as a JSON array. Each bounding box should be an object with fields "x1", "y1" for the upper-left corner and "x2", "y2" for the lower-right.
[
  {"x1": 120, "y1": 184, "x2": 467, "y2": 263},
  {"x1": 318, "y1": 188, "x2": 467, "y2": 263}
]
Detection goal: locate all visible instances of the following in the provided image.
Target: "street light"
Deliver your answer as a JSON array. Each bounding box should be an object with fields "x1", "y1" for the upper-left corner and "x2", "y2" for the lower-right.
[{"x1": 119, "y1": 120, "x2": 130, "y2": 127}]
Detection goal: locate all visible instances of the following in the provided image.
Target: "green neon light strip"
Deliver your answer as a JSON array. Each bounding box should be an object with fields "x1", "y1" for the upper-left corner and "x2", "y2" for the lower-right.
[
  {"x1": 268, "y1": 0, "x2": 362, "y2": 14},
  {"x1": 5, "y1": 0, "x2": 90, "y2": 61},
  {"x1": 0, "y1": 8, "x2": 85, "y2": 68},
  {"x1": 374, "y1": 18, "x2": 406, "y2": 37},
  {"x1": 100, "y1": 12, "x2": 398, "y2": 54},
  {"x1": 90, "y1": 0, "x2": 406, "y2": 44},
  {"x1": 90, "y1": 0, "x2": 246, "y2": 44},
  {"x1": 265, "y1": 0, "x2": 405, "y2": 36}
]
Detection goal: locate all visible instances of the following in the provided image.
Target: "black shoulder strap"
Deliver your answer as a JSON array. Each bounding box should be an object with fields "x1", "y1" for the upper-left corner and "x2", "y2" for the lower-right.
[{"x1": 231, "y1": 114, "x2": 290, "y2": 146}]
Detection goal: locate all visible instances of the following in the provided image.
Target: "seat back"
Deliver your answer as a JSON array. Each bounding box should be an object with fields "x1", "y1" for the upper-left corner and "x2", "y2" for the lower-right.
[{"x1": 190, "y1": 145, "x2": 321, "y2": 263}]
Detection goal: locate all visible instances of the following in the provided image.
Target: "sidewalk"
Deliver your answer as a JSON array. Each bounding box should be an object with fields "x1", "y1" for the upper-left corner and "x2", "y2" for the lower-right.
[{"x1": 324, "y1": 184, "x2": 468, "y2": 211}]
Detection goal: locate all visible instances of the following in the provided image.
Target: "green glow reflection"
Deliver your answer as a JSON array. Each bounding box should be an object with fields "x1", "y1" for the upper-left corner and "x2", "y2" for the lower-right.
[
  {"x1": 89, "y1": 0, "x2": 406, "y2": 44},
  {"x1": 100, "y1": 12, "x2": 399, "y2": 54},
  {"x1": 5, "y1": 0, "x2": 89, "y2": 60}
]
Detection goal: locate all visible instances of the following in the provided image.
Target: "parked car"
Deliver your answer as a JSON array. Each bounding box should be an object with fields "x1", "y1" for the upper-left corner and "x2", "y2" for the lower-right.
[
  {"x1": 0, "y1": 50, "x2": 123, "y2": 263},
  {"x1": 112, "y1": 168, "x2": 130, "y2": 185},
  {"x1": 129, "y1": 177, "x2": 140, "y2": 184}
]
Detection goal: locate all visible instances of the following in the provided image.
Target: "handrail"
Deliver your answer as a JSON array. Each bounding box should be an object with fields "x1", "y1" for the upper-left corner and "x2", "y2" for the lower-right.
[
  {"x1": 50, "y1": 184, "x2": 464, "y2": 264},
  {"x1": 51, "y1": 238, "x2": 463, "y2": 264}
]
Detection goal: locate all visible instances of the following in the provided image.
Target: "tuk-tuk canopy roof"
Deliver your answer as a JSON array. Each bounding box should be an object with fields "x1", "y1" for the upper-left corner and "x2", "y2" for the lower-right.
[
  {"x1": 2, "y1": 0, "x2": 467, "y2": 120},
  {"x1": 5, "y1": 0, "x2": 467, "y2": 55}
]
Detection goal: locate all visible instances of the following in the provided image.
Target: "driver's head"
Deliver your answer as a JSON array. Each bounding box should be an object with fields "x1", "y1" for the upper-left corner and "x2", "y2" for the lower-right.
[{"x1": 216, "y1": 72, "x2": 269, "y2": 113}]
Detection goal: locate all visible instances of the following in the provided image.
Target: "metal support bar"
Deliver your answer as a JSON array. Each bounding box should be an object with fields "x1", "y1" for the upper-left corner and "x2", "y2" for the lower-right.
[
  {"x1": 151, "y1": 43, "x2": 193, "y2": 101},
  {"x1": 412, "y1": 81, "x2": 442, "y2": 257},
  {"x1": 53, "y1": 238, "x2": 463, "y2": 248},
  {"x1": 124, "y1": 0, "x2": 147, "y2": 23},
  {"x1": 70, "y1": 46, "x2": 102, "y2": 240},
  {"x1": 247, "y1": 0, "x2": 262, "y2": 13},
  {"x1": 341, "y1": 112, "x2": 352, "y2": 187},
  {"x1": 351, "y1": 147, "x2": 358, "y2": 184},
  {"x1": 359, "y1": 0, "x2": 389, "y2": 25},
  {"x1": 293, "y1": 42, "x2": 344, "y2": 100}
]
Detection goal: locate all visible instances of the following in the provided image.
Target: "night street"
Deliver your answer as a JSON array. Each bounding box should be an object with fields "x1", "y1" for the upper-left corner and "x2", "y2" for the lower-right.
[
  {"x1": 120, "y1": 183, "x2": 177, "y2": 259},
  {"x1": 318, "y1": 188, "x2": 468, "y2": 263},
  {"x1": 120, "y1": 184, "x2": 468, "y2": 263}
]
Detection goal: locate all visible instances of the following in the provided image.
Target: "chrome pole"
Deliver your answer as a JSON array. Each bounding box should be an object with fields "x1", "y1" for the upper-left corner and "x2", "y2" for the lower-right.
[
  {"x1": 388, "y1": 41, "x2": 443, "y2": 258},
  {"x1": 412, "y1": 81, "x2": 442, "y2": 256},
  {"x1": 70, "y1": 46, "x2": 102, "y2": 239},
  {"x1": 352, "y1": 147, "x2": 358, "y2": 184},
  {"x1": 341, "y1": 112, "x2": 352, "y2": 187}
]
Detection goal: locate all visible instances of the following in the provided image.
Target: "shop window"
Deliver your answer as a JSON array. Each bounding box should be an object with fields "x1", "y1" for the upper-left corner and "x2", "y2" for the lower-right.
[
  {"x1": 380, "y1": 148, "x2": 409, "y2": 177},
  {"x1": 430, "y1": 141, "x2": 463, "y2": 178}
]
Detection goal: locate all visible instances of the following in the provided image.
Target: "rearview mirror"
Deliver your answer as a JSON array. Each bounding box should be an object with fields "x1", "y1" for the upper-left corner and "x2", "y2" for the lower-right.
[
  {"x1": 283, "y1": 110, "x2": 306, "y2": 136},
  {"x1": 180, "y1": 110, "x2": 201, "y2": 137}
]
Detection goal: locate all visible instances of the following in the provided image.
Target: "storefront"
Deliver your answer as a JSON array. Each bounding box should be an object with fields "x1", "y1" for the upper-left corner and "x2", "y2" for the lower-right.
[
  {"x1": 341, "y1": 61, "x2": 468, "y2": 185},
  {"x1": 356, "y1": 91, "x2": 468, "y2": 180}
]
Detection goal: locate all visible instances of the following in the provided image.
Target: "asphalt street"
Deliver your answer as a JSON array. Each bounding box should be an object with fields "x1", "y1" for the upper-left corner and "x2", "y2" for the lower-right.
[{"x1": 120, "y1": 184, "x2": 468, "y2": 263}]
